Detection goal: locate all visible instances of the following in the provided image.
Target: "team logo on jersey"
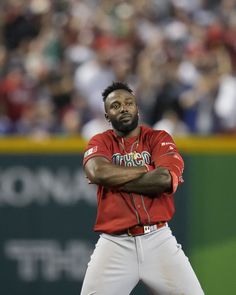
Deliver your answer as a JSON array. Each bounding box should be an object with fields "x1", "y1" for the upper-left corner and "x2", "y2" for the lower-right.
[
  {"x1": 84, "y1": 146, "x2": 98, "y2": 158},
  {"x1": 112, "y1": 151, "x2": 151, "y2": 167}
]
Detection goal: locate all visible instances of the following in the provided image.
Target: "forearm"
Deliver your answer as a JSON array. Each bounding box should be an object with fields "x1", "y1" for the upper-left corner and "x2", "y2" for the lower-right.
[
  {"x1": 120, "y1": 167, "x2": 172, "y2": 195},
  {"x1": 86, "y1": 159, "x2": 147, "y2": 187}
]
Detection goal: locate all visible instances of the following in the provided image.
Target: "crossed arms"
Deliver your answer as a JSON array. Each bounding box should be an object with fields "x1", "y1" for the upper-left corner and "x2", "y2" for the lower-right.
[{"x1": 84, "y1": 157, "x2": 172, "y2": 195}]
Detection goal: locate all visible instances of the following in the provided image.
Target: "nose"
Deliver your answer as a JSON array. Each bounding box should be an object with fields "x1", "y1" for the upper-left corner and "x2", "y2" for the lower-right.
[{"x1": 120, "y1": 103, "x2": 128, "y2": 113}]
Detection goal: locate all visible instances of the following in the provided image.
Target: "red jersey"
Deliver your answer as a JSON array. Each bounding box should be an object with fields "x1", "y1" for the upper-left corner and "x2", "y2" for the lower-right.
[{"x1": 83, "y1": 125, "x2": 184, "y2": 234}]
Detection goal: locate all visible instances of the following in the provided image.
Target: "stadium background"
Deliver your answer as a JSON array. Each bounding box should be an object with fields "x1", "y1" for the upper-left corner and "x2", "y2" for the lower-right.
[{"x1": 0, "y1": 0, "x2": 236, "y2": 294}]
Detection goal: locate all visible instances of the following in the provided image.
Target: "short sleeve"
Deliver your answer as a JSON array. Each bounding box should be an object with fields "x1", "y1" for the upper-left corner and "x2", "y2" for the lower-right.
[
  {"x1": 150, "y1": 131, "x2": 184, "y2": 193},
  {"x1": 83, "y1": 133, "x2": 112, "y2": 166}
]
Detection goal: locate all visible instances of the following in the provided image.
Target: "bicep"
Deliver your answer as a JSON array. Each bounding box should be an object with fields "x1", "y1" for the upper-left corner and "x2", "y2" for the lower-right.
[{"x1": 84, "y1": 156, "x2": 110, "y2": 181}]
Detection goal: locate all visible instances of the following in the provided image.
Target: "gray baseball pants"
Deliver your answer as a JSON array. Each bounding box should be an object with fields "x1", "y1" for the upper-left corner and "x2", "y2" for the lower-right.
[{"x1": 80, "y1": 224, "x2": 204, "y2": 295}]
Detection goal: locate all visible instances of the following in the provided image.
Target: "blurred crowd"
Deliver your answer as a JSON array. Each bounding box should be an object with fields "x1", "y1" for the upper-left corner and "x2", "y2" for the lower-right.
[{"x1": 0, "y1": 0, "x2": 236, "y2": 139}]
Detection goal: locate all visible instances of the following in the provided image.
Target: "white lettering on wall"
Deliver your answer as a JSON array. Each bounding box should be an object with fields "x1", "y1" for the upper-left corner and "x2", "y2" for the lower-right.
[
  {"x1": 4, "y1": 240, "x2": 93, "y2": 281},
  {"x1": 0, "y1": 167, "x2": 96, "y2": 207}
]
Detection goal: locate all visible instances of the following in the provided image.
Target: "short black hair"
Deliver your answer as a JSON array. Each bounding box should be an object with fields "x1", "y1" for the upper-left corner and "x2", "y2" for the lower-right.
[{"x1": 102, "y1": 82, "x2": 133, "y2": 102}]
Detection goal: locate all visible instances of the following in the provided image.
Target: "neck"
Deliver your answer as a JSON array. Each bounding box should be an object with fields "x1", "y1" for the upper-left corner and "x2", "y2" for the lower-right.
[{"x1": 114, "y1": 126, "x2": 140, "y2": 138}]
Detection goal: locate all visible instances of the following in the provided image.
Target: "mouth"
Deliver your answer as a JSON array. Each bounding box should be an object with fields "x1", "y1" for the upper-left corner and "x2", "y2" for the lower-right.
[{"x1": 120, "y1": 114, "x2": 132, "y2": 122}]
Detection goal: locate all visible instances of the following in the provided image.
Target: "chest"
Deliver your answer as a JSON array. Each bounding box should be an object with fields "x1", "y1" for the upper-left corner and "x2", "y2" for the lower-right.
[{"x1": 111, "y1": 139, "x2": 152, "y2": 167}]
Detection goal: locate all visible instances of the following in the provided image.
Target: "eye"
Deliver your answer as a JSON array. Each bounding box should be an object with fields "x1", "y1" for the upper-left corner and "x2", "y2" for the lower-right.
[{"x1": 111, "y1": 103, "x2": 120, "y2": 109}]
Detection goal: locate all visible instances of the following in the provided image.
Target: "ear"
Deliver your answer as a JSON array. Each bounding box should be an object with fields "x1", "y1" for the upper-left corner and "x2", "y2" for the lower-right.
[{"x1": 105, "y1": 113, "x2": 110, "y2": 122}]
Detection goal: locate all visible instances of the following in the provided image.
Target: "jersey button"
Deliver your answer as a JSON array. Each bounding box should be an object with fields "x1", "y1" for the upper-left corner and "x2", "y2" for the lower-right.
[{"x1": 137, "y1": 204, "x2": 141, "y2": 208}]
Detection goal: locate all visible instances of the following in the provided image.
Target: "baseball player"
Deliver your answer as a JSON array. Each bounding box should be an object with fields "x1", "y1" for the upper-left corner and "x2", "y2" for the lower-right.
[{"x1": 81, "y1": 82, "x2": 204, "y2": 295}]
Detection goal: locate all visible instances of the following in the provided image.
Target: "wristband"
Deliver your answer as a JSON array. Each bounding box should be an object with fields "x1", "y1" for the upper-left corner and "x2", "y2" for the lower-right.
[
  {"x1": 144, "y1": 164, "x2": 149, "y2": 172},
  {"x1": 169, "y1": 171, "x2": 179, "y2": 193},
  {"x1": 144, "y1": 164, "x2": 155, "y2": 172}
]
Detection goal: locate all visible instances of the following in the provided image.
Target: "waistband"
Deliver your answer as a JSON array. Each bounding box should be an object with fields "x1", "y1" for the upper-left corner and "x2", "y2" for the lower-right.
[{"x1": 115, "y1": 222, "x2": 166, "y2": 237}]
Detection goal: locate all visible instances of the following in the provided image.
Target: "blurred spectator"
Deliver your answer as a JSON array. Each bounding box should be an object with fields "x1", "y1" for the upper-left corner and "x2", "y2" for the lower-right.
[
  {"x1": 0, "y1": 66, "x2": 35, "y2": 124},
  {"x1": 60, "y1": 107, "x2": 82, "y2": 136},
  {"x1": 214, "y1": 74, "x2": 236, "y2": 133},
  {"x1": 74, "y1": 36, "x2": 116, "y2": 117},
  {"x1": 153, "y1": 109, "x2": 189, "y2": 136},
  {"x1": 2, "y1": 1, "x2": 40, "y2": 50},
  {"x1": 81, "y1": 114, "x2": 110, "y2": 140},
  {"x1": 0, "y1": 0, "x2": 236, "y2": 138},
  {"x1": 16, "y1": 99, "x2": 57, "y2": 138}
]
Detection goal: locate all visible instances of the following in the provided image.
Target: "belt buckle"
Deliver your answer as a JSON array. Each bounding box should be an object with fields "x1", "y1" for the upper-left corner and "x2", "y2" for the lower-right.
[
  {"x1": 143, "y1": 225, "x2": 151, "y2": 234},
  {"x1": 127, "y1": 228, "x2": 132, "y2": 236}
]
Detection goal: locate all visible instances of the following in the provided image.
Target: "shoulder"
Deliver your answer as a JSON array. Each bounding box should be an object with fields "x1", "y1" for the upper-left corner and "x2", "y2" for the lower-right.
[
  {"x1": 88, "y1": 129, "x2": 115, "y2": 143},
  {"x1": 141, "y1": 125, "x2": 171, "y2": 141},
  {"x1": 84, "y1": 129, "x2": 114, "y2": 160}
]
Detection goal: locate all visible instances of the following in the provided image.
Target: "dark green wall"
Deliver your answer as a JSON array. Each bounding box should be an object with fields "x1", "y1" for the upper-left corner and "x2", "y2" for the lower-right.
[
  {"x1": 186, "y1": 155, "x2": 236, "y2": 295},
  {"x1": 0, "y1": 152, "x2": 235, "y2": 295}
]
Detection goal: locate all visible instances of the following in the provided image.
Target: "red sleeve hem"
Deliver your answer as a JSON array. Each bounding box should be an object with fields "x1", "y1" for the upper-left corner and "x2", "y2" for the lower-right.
[
  {"x1": 83, "y1": 154, "x2": 111, "y2": 167},
  {"x1": 167, "y1": 171, "x2": 179, "y2": 194}
]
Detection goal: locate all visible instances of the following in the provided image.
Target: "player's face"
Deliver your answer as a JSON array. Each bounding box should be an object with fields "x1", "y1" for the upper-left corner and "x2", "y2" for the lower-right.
[{"x1": 105, "y1": 89, "x2": 139, "y2": 133}]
